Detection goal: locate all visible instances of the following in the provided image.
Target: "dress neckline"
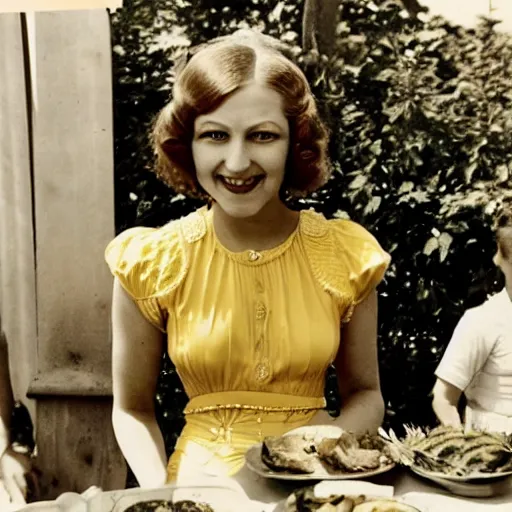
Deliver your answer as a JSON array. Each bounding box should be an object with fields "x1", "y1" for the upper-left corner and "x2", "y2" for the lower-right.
[{"x1": 201, "y1": 206, "x2": 302, "y2": 265}]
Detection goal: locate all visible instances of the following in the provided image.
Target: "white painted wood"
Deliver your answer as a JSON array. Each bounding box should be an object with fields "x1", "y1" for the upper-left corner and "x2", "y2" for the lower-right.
[
  {"x1": 31, "y1": 9, "x2": 115, "y2": 382},
  {"x1": 0, "y1": 1, "x2": 123, "y2": 14},
  {"x1": 25, "y1": 9, "x2": 126, "y2": 496},
  {"x1": 0, "y1": 12, "x2": 37, "y2": 422}
]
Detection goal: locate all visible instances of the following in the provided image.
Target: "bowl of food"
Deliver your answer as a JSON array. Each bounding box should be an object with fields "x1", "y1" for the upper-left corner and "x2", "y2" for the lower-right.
[
  {"x1": 379, "y1": 425, "x2": 512, "y2": 497},
  {"x1": 407, "y1": 465, "x2": 512, "y2": 498},
  {"x1": 103, "y1": 480, "x2": 261, "y2": 512},
  {"x1": 275, "y1": 482, "x2": 421, "y2": 512},
  {"x1": 245, "y1": 428, "x2": 395, "y2": 481}
]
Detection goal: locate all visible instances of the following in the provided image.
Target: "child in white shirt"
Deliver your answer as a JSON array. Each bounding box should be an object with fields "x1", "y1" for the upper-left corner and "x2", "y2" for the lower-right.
[{"x1": 432, "y1": 209, "x2": 512, "y2": 434}]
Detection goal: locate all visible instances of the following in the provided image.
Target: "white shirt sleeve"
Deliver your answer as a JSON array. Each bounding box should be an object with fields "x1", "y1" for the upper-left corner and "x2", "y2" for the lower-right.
[{"x1": 435, "y1": 310, "x2": 494, "y2": 391}]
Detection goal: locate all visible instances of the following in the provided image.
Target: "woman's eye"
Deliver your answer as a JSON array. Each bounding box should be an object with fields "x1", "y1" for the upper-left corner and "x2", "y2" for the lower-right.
[
  {"x1": 251, "y1": 131, "x2": 278, "y2": 142},
  {"x1": 199, "y1": 131, "x2": 228, "y2": 141}
]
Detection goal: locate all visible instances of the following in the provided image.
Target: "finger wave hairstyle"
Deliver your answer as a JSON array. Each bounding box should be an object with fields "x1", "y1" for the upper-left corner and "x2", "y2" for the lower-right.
[{"x1": 152, "y1": 34, "x2": 331, "y2": 199}]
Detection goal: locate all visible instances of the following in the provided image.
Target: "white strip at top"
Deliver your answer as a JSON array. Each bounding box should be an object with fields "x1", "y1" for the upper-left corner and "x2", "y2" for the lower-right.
[{"x1": 0, "y1": 0, "x2": 123, "y2": 13}]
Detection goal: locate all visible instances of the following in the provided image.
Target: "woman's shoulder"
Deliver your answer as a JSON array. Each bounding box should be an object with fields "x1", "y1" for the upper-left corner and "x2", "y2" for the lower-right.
[
  {"x1": 300, "y1": 209, "x2": 391, "y2": 310},
  {"x1": 104, "y1": 208, "x2": 207, "y2": 300},
  {"x1": 301, "y1": 209, "x2": 389, "y2": 263}
]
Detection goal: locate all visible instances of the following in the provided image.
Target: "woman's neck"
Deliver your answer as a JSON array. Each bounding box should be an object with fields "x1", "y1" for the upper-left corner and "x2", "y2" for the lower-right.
[{"x1": 211, "y1": 201, "x2": 299, "y2": 253}]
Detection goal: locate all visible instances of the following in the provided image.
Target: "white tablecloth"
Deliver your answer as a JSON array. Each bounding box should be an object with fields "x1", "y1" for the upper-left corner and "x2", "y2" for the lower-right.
[
  {"x1": 229, "y1": 464, "x2": 512, "y2": 511},
  {"x1": 17, "y1": 465, "x2": 512, "y2": 512}
]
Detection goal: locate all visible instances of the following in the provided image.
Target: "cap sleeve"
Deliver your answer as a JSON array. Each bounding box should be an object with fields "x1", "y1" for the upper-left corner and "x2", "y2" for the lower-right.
[
  {"x1": 332, "y1": 219, "x2": 391, "y2": 305},
  {"x1": 104, "y1": 224, "x2": 186, "y2": 332},
  {"x1": 301, "y1": 210, "x2": 390, "y2": 322}
]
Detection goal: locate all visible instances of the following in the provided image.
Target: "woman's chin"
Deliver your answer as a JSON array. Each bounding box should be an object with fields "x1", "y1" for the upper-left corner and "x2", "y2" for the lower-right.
[
  {"x1": 214, "y1": 201, "x2": 267, "y2": 220},
  {"x1": 210, "y1": 188, "x2": 283, "y2": 221}
]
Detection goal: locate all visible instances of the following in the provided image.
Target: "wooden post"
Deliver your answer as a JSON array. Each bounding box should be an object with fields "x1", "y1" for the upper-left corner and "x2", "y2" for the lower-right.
[
  {"x1": 24, "y1": 9, "x2": 126, "y2": 498},
  {"x1": 302, "y1": 0, "x2": 341, "y2": 56},
  {"x1": 0, "y1": 13, "x2": 37, "y2": 425}
]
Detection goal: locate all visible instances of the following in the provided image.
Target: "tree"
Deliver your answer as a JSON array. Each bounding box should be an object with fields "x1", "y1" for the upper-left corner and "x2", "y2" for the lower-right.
[
  {"x1": 302, "y1": 0, "x2": 428, "y2": 57},
  {"x1": 401, "y1": 0, "x2": 427, "y2": 18},
  {"x1": 302, "y1": 0, "x2": 341, "y2": 55}
]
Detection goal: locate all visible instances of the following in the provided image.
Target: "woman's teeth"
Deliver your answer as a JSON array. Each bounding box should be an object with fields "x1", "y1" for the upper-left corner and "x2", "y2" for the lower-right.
[
  {"x1": 218, "y1": 174, "x2": 263, "y2": 194},
  {"x1": 223, "y1": 176, "x2": 256, "y2": 186}
]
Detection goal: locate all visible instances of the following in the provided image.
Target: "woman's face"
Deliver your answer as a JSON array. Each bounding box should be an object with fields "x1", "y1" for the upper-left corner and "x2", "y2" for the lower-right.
[{"x1": 192, "y1": 82, "x2": 290, "y2": 219}]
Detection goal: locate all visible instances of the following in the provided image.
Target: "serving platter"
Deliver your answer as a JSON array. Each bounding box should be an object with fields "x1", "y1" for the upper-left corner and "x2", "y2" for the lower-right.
[
  {"x1": 408, "y1": 465, "x2": 512, "y2": 498},
  {"x1": 272, "y1": 481, "x2": 418, "y2": 512},
  {"x1": 273, "y1": 496, "x2": 421, "y2": 512},
  {"x1": 245, "y1": 443, "x2": 396, "y2": 482}
]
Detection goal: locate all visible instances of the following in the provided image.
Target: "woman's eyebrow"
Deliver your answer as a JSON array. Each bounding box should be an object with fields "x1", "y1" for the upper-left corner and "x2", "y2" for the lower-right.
[
  {"x1": 196, "y1": 120, "x2": 284, "y2": 131},
  {"x1": 196, "y1": 120, "x2": 229, "y2": 130},
  {"x1": 247, "y1": 121, "x2": 283, "y2": 131}
]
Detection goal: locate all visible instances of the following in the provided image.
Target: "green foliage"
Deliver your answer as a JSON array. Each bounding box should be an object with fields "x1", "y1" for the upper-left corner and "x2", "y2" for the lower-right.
[
  {"x1": 110, "y1": 0, "x2": 512, "y2": 462},
  {"x1": 110, "y1": 0, "x2": 304, "y2": 232},
  {"x1": 301, "y1": 0, "x2": 512, "y2": 429}
]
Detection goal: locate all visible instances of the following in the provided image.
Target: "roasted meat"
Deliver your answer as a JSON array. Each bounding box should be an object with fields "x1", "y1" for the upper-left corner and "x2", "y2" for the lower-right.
[
  {"x1": 261, "y1": 431, "x2": 391, "y2": 474},
  {"x1": 316, "y1": 435, "x2": 383, "y2": 472},
  {"x1": 356, "y1": 433, "x2": 389, "y2": 453},
  {"x1": 261, "y1": 435, "x2": 317, "y2": 473}
]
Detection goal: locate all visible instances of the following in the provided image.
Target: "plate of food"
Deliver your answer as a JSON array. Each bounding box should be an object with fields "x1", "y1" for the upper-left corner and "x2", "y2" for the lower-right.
[
  {"x1": 379, "y1": 425, "x2": 512, "y2": 497},
  {"x1": 245, "y1": 429, "x2": 395, "y2": 481},
  {"x1": 275, "y1": 482, "x2": 421, "y2": 512},
  {"x1": 106, "y1": 481, "x2": 262, "y2": 512},
  {"x1": 120, "y1": 499, "x2": 216, "y2": 512}
]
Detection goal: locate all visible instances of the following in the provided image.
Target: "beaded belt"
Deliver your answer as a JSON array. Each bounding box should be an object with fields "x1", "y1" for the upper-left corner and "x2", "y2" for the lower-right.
[{"x1": 183, "y1": 390, "x2": 326, "y2": 415}]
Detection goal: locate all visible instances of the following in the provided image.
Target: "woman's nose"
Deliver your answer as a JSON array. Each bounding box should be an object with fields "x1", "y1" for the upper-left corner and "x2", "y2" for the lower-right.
[{"x1": 224, "y1": 140, "x2": 250, "y2": 173}]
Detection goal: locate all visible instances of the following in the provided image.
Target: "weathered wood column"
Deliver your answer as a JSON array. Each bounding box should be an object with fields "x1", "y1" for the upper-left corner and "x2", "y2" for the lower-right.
[{"x1": 24, "y1": 9, "x2": 126, "y2": 499}]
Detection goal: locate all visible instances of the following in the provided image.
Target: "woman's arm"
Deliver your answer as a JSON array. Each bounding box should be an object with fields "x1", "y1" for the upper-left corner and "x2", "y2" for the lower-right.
[
  {"x1": 309, "y1": 289, "x2": 385, "y2": 433},
  {"x1": 111, "y1": 278, "x2": 168, "y2": 488},
  {"x1": 432, "y1": 378, "x2": 463, "y2": 428}
]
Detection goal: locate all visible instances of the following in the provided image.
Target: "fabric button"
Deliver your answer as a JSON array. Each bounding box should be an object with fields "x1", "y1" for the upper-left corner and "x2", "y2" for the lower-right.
[
  {"x1": 255, "y1": 362, "x2": 270, "y2": 382},
  {"x1": 255, "y1": 302, "x2": 267, "y2": 320},
  {"x1": 248, "y1": 250, "x2": 261, "y2": 261}
]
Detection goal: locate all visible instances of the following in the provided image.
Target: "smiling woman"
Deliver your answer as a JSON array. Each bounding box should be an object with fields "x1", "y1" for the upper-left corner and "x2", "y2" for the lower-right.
[
  {"x1": 152, "y1": 36, "x2": 329, "y2": 200},
  {"x1": 192, "y1": 83, "x2": 290, "y2": 220},
  {"x1": 104, "y1": 29, "x2": 391, "y2": 487}
]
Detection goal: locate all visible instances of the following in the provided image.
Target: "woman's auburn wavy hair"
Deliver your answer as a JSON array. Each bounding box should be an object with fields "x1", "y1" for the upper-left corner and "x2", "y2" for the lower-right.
[{"x1": 151, "y1": 38, "x2": 331, "y2": 199}]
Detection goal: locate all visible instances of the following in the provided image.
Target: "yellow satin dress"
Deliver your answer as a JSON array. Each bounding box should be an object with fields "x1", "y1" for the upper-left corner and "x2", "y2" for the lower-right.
[{"x1": 105, "y1": 206, "x2": 390, "y2": 481}]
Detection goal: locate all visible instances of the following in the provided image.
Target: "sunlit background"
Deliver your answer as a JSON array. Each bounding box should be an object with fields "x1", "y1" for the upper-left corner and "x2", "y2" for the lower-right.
[{"x1": 423, "y1": 0, "x2": 512, "y2": 31}]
